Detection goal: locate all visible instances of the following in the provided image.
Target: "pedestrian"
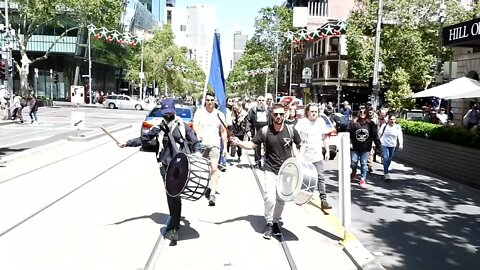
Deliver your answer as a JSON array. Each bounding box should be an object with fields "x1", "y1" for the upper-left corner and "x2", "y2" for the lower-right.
[
  {"x1": 9, "y1": 94, "x2": 25, "y2": 124},
  {"x1": 230, "y1": 101, "x2": 248, "y2": 162},
  {"x1": 378, "y1": 114, "x2": 403, "y2": 181},
  {"x1": 285, "y1": 106, "x2": 298, "y2": 126},
  {"x1": 348, "y1": 107, "x2": 382, "y2": 187},
  {"x1": 192, "y1": 92, "x2": 228, "y2": 206},
  {"x1": 118, "y1": 98, "x2": 203, "y2": 242},
  {"x1": 295, "y1": 103, "x2": 332, "y2": 210},
  {"x1": 28, "y1": 94, "x2": 39, "y2": 124},
  {"x1": 0, "y1": 85, "x2": 9, "y2": 120},
  {"x1": 245, "y1": 96, "x2": 269, "y2": 168},
  {"x1": 232, "y1": 103, "x2": 302, "y2": 239}
]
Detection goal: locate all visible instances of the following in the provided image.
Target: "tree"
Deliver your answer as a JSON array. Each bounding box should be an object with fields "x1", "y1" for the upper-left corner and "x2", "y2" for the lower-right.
[
  {"x1": 227, "y1": 6, "x2": 296, "y2": 97},
  {"x1": 124, "y1": 24, "x2": 205, "y2": 98},
  {"x1": 346, "y1": 0, "x2": 479, "y2": 90},
  {"x1": 2, "y1": 0, "x2": 122, "y2": 95},
  {"x1": 385, "y1": 67, "x2": 415, "y2": 113}
]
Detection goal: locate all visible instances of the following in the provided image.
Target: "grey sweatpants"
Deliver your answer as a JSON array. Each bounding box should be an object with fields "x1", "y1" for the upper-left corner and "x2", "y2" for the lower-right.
[
  {"x1": 263, "y1": 170, "x2": 285, "y2": 224},
  {"x1": 312, "y1": 160, "x2": 327, "y2": 201}
]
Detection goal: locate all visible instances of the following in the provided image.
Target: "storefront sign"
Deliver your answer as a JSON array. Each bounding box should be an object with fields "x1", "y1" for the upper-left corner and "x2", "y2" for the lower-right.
[{"x1": 443, "y1": 17, "x2": 480, "y2": 46}]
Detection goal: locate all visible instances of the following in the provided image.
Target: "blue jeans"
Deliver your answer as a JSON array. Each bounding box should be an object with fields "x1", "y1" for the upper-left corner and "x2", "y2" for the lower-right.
[
  {"x1": 351, "y1": 151, "x2": 370, "y2": 179},
  {"x1": 381, "y1": 146, "x2": 396, "y2": 175},
  {"x1": 29, "y1": 110, "x2": 38, "y2": 121}
]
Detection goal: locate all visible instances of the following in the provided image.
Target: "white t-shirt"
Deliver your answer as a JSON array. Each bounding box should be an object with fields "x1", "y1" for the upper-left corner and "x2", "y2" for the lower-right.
[
  {"x1": 295, "y1": 117, "x2": 329, "y2": 162},
  {"x1": 193, "y1": 108, "x2": 225, "y2": 147},
  {"x1": 379, "y1": 123, "x2": 403, "y2": 148}
]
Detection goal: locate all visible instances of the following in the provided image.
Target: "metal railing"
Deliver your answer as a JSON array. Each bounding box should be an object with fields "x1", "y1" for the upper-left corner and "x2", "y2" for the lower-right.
[{"x1": 308, "y1": 0, "x2": 328, "y2": 17}]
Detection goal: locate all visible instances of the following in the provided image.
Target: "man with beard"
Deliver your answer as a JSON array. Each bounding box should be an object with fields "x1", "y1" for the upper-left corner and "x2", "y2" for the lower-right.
[
  {"x1": 118, "y1": 99, "x2": 202, "y2": 243},
  {"x1": 245, "y1": 96, "x2": 269, "y2": 168},
  {"x1": 232, "y1": 103, "x2": 302, "y2": 239}
]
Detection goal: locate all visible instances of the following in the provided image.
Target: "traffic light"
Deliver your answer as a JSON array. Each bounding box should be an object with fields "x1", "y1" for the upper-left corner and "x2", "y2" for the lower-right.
[
  {"x1": 54, "y1": 72, "x2": 59, "y2": 84},
  {"x1": 8, "y1": 62, "x2": 14, "y2": 77},
  {"x1": 0, "y1": 60, "x2": 5, "y2": 80}
]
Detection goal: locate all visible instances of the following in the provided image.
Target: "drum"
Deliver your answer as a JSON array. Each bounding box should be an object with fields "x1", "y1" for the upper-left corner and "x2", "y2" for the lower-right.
[
  {"x1": 276, "y1": 157, "x2": 317, "y2": 205},
  {"x1": 165, "y1": 153, "x2": 210, "y2": 201}
]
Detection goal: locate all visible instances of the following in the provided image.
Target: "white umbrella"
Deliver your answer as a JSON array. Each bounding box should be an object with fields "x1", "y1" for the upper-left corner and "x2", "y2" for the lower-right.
[
  {"x1": 443, "y1": 88, "x2": 480, "y2": 99},
  {"x1": 411, "y1": 77, "x2": 480, "y2": 98}
]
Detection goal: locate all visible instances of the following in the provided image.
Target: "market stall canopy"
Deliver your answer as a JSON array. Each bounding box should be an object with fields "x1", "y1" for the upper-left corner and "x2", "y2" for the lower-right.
[
  {"x1": 411, "y1": 77, "x2": 480, "y2": 99},
  {"x1": 443, "y1": 88, "x2": 480, "y2": 99}
]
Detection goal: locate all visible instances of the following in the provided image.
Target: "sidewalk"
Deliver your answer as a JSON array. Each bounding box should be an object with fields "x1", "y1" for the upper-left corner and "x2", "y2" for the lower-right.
[{"x1": 150, "y1": 155, "x2": 359, "y2": 270}]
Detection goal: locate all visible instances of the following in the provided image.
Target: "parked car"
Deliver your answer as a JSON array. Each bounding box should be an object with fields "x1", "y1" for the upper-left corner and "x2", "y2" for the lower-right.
[
  {"x1": 140, "y1": 105, "x2": 196, "y2": 148},
  {"x1": 104, "y1": 94, "x2": 146, "y2": 110}
]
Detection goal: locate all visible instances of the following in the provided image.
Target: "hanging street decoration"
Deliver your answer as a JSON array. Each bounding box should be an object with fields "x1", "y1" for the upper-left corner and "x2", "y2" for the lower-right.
[
  {"x1": 87, "y1": 24, "x2": 143, "y2": 47},
  {"x1": 245, "y1": 67, "x2": 274, "y2": 77},
  {"x1": 283, "y1": 20, "x2": 348, "y2": 44}
]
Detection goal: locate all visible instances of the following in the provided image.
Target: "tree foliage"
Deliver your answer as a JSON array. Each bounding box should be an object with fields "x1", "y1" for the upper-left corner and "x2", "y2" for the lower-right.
[
  {"x1": 385, "y1": 67, "x2": 415, "y2": 113},
  {"x1": 124, "y1": 24, "x2": 205, "y2": 98},
  {"x1": 227, "y1": 6, "x2": 295, "y2": 98},
  {"x1": 4, "y1": 0, "x2": 123, "y2": 93},
  {"x1": 347, "y1": 0, "x2": 480, "y2": 90}
]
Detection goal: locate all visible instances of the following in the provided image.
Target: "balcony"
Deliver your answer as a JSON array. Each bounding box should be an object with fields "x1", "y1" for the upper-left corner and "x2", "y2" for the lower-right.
[{"x1": 308, "y1": 1, "x2": 328, "y2": 17}]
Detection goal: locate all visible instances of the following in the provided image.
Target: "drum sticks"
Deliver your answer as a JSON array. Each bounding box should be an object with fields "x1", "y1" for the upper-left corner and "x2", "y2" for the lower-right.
[{"x1": 99, "y1": 125, "x2": 121, "y2": 146}]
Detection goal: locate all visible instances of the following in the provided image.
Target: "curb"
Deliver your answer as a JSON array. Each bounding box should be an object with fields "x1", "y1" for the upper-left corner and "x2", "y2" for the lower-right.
[
  {"x1": 53, "y1": 102, "x2": 104, "y2": 109},
  {"x1": 0, "y1": 120, "x2": 14, "y2": 126},
  {"x1": 68, "y1": 124, "x2": 132, "y2": 142},
  {"x1": 0, "y1": 139, "x2": 69, "y2": 163},
  {"x1": 308, "y1": 197, "x2": 386, "y2": 270}
]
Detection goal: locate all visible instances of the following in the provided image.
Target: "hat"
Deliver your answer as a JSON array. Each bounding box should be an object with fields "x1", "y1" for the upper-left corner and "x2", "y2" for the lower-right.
[{"x1": 161, "y1": 98, "x2": 175, "y2": 114}]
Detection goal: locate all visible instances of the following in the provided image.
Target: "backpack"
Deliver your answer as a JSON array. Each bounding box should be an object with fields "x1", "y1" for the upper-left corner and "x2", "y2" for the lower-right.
[
  {"x1": 20, "y1": 98, "x2": 27, "y2": 108},
  {"x1": 3, "y1": 90, "x2": 11, "y2": 100},
  {"x1": 261, "y1": 124, "x2": 295, "y2": 157}
]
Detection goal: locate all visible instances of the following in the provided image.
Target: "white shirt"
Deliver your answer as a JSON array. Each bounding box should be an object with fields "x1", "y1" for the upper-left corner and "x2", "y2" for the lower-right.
[
  {"x1": 295, "y1": 117, "x2": 329, "y2": 162},
  {"x1": 437, "y1": 113, "x2": 448, "y2": 124},
  {"x1": 379, "y1": 123, "x2": 403, "y2": 148},
  {"x1": 193, "y1": 108, "x2": 225, "y2": 147}
]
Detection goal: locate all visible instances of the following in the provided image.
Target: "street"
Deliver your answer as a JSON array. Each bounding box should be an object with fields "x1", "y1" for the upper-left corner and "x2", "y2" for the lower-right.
[{"x1": 0, "y1": 107, "x2": 479, "y2": 269}]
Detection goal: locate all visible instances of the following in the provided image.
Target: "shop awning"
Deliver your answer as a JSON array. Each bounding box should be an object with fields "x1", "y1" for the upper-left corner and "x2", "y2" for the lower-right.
[{"x1": 411, "y1": 77, "x2": 480, "y2": 98}]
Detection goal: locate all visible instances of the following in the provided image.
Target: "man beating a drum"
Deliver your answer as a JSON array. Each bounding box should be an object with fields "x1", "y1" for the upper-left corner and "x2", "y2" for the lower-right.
[
  {"x1": 294, "y1": 103, "x2": 332, "y2": 210},
  {"x1": 232, "y1": 103, "x2": 302, "y2": 239},
  {"x1": 118, "y1": 98, "x2": 203, "y2": 242},
  {"x1": 193, "y1": 92, "x2": 228, "y2": 206}
]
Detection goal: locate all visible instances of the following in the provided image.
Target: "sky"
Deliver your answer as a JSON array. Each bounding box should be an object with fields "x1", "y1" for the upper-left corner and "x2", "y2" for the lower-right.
[{"x1": 177, "y1": 0, "x2": 283, "y2": 76}]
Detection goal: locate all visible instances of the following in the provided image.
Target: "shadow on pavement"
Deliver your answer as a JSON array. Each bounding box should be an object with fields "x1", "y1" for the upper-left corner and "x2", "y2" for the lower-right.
[
  {"x1": 213, "y1": 214, "x2": 266, "y2": 234},
  {"x1": 110, "y1": 212, "x2": 169, "y2": 226},
  {"x1": 324, "y1": 165, "x2": 480, "y2": 270},
  {"x1": 308, "y1": 225, "x2": 342, "y2": 242},
  {"x1": 170, "y1": 218, "x2": 200, "y2": 241},
  {"x1": 0, "y1": 147, "x2": 28, "y2": 158}
]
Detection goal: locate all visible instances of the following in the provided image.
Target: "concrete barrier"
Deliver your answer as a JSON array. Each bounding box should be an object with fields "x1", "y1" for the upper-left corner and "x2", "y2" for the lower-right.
[{"x1": 394, "y1": 135, "x2": 480, "y2": 188}]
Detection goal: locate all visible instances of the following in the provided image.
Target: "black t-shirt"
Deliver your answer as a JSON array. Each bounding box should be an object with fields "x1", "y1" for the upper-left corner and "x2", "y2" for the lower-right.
[{"x1": 252, "y1": 125, "x2": 302, "y2": 174}]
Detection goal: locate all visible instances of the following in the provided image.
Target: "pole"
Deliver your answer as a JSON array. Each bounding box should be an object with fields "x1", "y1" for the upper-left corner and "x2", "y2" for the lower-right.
[
  {"x1": 337, "y1": 38, "x2": 342, "y2": 110},
  {"x1": 275, "y1": 44, "x2": 279, "y2": 100},
  {"x1": 5, "y1": 0, "x2": 13, "y2": 119},
  {"x1": 49, "y1": 69, "x2": 53, "y2": 100},
  {"x1": 372, "y1": 0, "x2": 383, "y2": 111},
  {"x1": 265, "y1": 73, "x2": 268, "y2": 97},
  {"x1": 88, "y1": 29, "x2": 92, "y2": 104},
  {"x1": 289, "y1": 42, "x2": 293, "y2": 96},
  {"x1": 338, "y1": 132, "x2": 351, "y2": 239},
  {"x1": 436, "y1": 0, "x2": 446, "y2": 85},
  {"x1": 139, "y1": 31, "x2": 144, "y2": 101}
]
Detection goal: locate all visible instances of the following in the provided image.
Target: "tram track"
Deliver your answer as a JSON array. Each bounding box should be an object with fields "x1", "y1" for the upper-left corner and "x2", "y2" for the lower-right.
[
  {"x1": 246, "y1": 154, "x2": 299, "y2": 270},
  {"x1": 0, "y1": 128, "x2": 138, "y2": 185}
]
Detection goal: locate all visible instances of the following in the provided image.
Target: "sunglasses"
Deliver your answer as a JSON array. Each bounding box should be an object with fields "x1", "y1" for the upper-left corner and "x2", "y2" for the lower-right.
[
  {"x1": 206, "y1": 99, "x2": 215, "y2": 102},
  {"x1": 257, "y1": 99, "x2": 265, "y2": 102},
  {"x1": 359, "y1": 111, "x2": 367, "y2": 114},
  {"x1": 273, "y1": 113, "x2": 285, "y2": 117},
  {"x1": 309, "y1": 111, "x2": 318, "y2": 113}
]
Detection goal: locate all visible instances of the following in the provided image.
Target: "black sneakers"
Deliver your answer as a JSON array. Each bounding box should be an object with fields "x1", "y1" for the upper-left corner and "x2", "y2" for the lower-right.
[
  {"x1": 165, "y1": 226, "x2": 179, "y2": 241},
  {"x1": 321, "y1": 200, "x2": 332, "y2": 210},
  {"x1": 272, "y1": 223, "x2": 282, "y2": 237},
  {"x1": 263, "y1": 223, "x2": 273, "y2": 239},
  {"x1": 208, "y1": 195, "x2": 216, "y2": 206}
]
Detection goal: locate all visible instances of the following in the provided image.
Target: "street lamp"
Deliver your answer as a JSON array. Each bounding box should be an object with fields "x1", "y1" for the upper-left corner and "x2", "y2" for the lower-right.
[
  {"x1": 139, "y1": 30, "x2": 145, "y2": 101},
  {"x1": 436, "y1": 0, "x2": 447, "y2": 84}
]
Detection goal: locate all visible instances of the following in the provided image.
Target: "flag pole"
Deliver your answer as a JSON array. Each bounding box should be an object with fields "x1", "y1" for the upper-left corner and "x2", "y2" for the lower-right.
[{"x1": 201, "y1": 33, "x2": 216, "y2": 107}]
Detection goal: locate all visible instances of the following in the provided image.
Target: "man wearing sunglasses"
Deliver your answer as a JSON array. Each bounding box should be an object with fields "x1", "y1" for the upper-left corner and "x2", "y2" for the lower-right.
[
  {"x1": 232, "y1": 103, "x2": 302, "y2": 240},
  {"x1": 193, "y1": 92, "x2": 228, "y2": 206},
  {"x1": 118, "y1": 98, "x2": 202, "y2": 242}
]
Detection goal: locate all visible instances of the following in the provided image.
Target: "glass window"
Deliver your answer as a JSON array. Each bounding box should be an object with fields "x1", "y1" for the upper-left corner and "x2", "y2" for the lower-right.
[
  {"x1": 313, "y1": 63, "x2": 318, "y2": 78},
  {"x1": 107, "y1": 95, "x2": 117, "y2": 100},
  {"x1": 180, "y1": 25, "x2": 186, "y2": 31},
  {"x1": 330, "y1": 37, "x2": 339, "y2": 53},
  {"x1": 319, "y1": 63, "x2": 325, "y2": 78},
  {"x1": 176, "y1": 108, "x2": 192, "y2": 118},
  {"x1": 328, "y1": 61, "x2": 339, "y2": 78},
  {"x1": 149, "y1": 108, "x2": 163, "y2": 117}
]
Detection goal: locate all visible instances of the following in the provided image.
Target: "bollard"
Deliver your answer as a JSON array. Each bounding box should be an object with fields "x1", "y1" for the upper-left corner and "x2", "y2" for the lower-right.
[{"x1": 338, "y1": 132, "x2": 351, "y2": 240}]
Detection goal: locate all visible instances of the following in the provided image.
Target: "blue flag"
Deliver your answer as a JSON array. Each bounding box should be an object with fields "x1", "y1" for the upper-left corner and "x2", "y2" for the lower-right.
[{"x1": 208, "y1": 33, "x2": 226, "y2": 114}]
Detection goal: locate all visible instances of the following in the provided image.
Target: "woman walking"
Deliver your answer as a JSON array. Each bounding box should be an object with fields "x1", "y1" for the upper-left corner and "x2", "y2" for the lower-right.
[
  {"x1": 378, "y1": 115, "x2": 403, "y2": 181},
  {"x1": 349, "y1": 107, "x2": 382, "y2": 187},
  {"x1": 230, "y1": 101, "x2": 248, "y2": 162},
  {"x1": 29, "y1": 94, "x2": 39, "y2": 124}
]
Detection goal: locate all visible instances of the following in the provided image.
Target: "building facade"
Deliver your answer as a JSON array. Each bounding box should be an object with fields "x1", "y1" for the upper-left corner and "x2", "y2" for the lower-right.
[{"x1": 232, "y1": 31, "x2": 248, "y2": 68}]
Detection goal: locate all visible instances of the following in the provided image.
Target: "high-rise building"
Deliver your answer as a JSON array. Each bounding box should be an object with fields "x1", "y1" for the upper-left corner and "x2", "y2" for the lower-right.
[
  {"x1": 232, "y1": 31, "x2": 248, "y2": 68},
  {"x1": 186, "y1": 5, "x2": 218, "y2": 74},
  {"x1": 137, "y1": 0, "x2": 168, "y2": 23},
  {"x1": 165, "y1": 7, "x2": 188, "y2": 47}
]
